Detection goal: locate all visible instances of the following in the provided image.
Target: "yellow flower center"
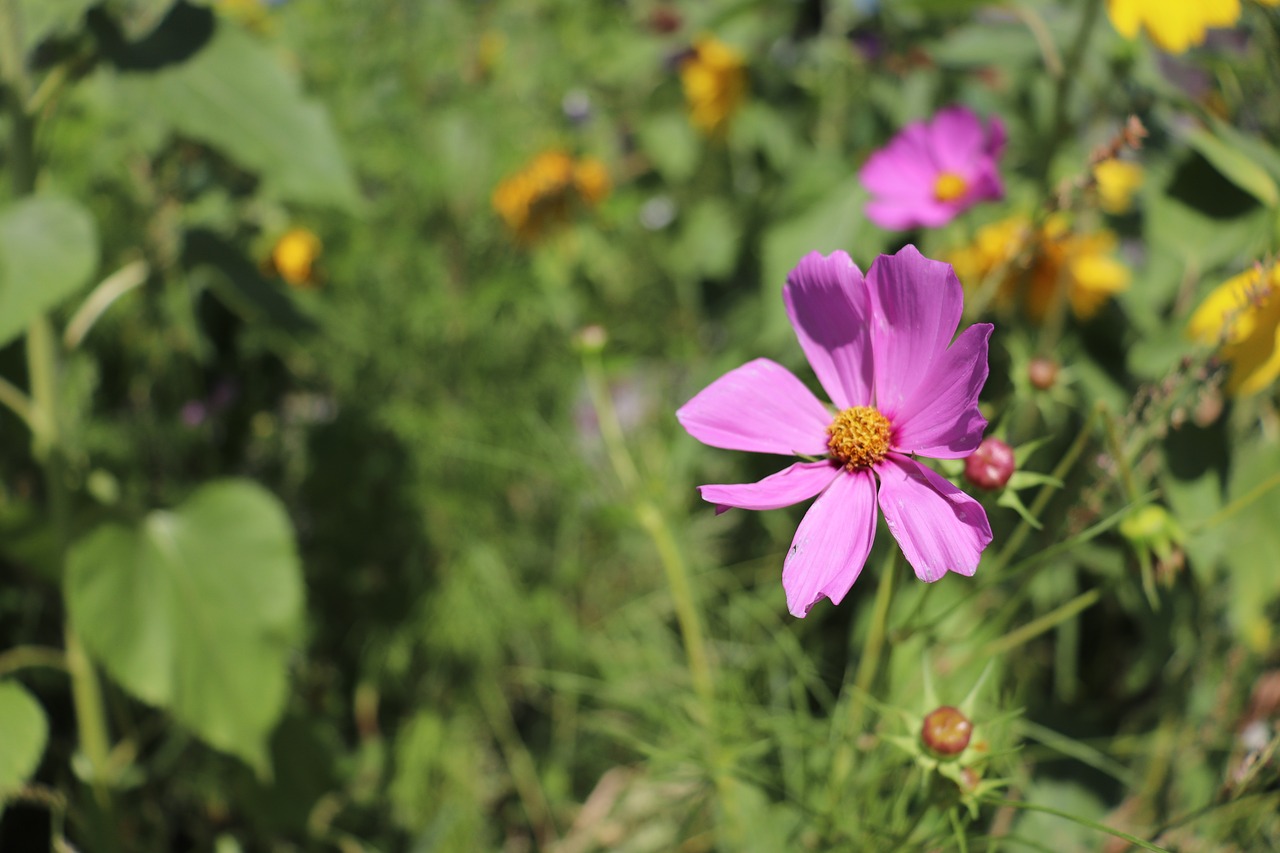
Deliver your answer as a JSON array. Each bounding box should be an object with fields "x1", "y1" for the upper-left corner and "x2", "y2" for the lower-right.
[
  {"x1": 827, "y1": 406, "x2": 892, "y2": 470},
  {"x1": 934, "y1": 171, "x2": 968, "y2": 202}
]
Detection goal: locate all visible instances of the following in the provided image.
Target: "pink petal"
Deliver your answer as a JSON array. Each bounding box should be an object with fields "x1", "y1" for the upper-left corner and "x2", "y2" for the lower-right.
[
  {"x1": 782, "y1": 469, "x2": 878, "y2": 617},
  {"x1": 865, "y1": 197, "x2": 961, "y2": 230},
  {"x1": 892, "y1": 323, "x2": 992, "y2": 459},
  {"x1": 875, "y1": 455, "x2": 991, "y2": 582},
  {"x1": 699, "y1": 460, "x2": 840, "y2": 514},
  {"x1": 783, "y1": 252, "x2": 874, "y2": 409},
  {"x1": 985, "y1": 115, "x2": 1007, "y2": 159},
  {"x1": 858, "y1": 123, "x2": 939, "y2": 194},
  {"x1": 965, "y1": 160, "x2": 1005, "y2": 205},
  {"x1": 866, "y1": 245, "x2": 965, "y2": 420},
  {"x1": 677, "y1": 358, "x2": 831, "y2": 456},
  {"x1": 927, "y1": 106, "x2": 988, "y2": 173}
]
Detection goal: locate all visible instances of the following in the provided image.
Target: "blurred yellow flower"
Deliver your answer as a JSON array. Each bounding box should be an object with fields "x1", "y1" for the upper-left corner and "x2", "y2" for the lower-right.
[
  {"x1": 948, "y1": 215, "x2": 1130, "y2": 322},
  {"x1": 491, "y1": 150, "x2": 610, "y2": 243},
  {"x1": 271, "y1": 227, "x2": 322, "y2": 288},
  {"x1": 1187, "y1": 263, "x2": 1280, "y2": 395},
  {"x1": 1093, "y1": 159, "x2": 1144, "y2": 215},
  {"x1": 1106, "y1": 0, "x2": 1242, "y2": 53},
  {"x1": 679, "y1": 37, "x2": 747, "y2": 136}
]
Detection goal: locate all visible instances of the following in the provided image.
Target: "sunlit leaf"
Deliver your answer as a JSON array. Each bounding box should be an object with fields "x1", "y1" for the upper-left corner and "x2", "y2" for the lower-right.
[
  {"x1": 17, "y1": 0, "x2": 98, "y2": 49},
  {"x1": 0, "y1": 195, "x2": 99, "y2": 348},
  {"x1": 65, "y1": 479, "x2": 303, "y2": 775},
  {"x1": 0, "y1": 681, "x2": 48, "y2": 796},
  {"x1": 1182, "y1": 126, "x2": 1279, "y2": 208},
  {"x1": 104, "y1": 13, "x2": 359, "y2": 208}
]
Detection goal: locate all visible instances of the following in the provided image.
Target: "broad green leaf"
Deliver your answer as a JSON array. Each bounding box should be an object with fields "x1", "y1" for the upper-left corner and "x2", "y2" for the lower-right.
[
  {"x1": 106, "y1": 18, "x2": 358, "y2": 208},
  {"x1": 108, "y1": 0, "x2": 180, "y2": 39},
  {"x1": 0, "y1": 195, "x2": 99, "y2": 348},
  {"x1": 17, "y1": 0, "x2": 98, "y2": 50},
  {"x1": 1182, "y1": 126, "x2": 1279, "y2": 208},
  {"x1": 65, "y1": 479, "x2": 303, "y2": 775},
  {"x1": 636, "y1": 112, "x2": 700, "y2": 184},
  {"x1": 0, "y1": 681, "x2": 48, "y2": 796}
]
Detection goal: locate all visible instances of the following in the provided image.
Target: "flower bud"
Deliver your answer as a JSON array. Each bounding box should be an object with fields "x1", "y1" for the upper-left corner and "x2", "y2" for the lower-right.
[
  {"x1": 921, "y1": 705, "x2": 972, "y2": 757},
  {"x1": 964, "y1": 437, "x2": 1015, "y2": 490},
  {"x1": 1028, "y1": 357, "x2": 1059, "y2": 390},
  {"x1": 574, "y1": 325, "x2": 608, "y2": 353}
]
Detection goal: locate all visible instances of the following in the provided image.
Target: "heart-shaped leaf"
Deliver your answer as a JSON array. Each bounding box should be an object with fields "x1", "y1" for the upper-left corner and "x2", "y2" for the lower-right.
[{"x1": 65, "y1": 480, "x2": 303, "y2": 775}]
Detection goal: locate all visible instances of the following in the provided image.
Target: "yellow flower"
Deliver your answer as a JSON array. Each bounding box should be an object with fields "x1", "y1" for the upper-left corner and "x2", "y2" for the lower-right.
[
  {"x1": 1093, "y1": 159, "x2": 1144, "y2": 215},
  {"x1": 1187, "y1": 264, "x2": 1280, "y2": 395},
  {"x1": 679, "y1": 37, "x2": 747, "y2": 136},
  {"x1": 573, "y1": 158, "x2": 612, "y2": 206},
  {"x1": 1106, "y1": 0, "x2": 1240, "y2": 53},
  {"x1": 947, "y1": 215, "x2": 1130, "y2": 322},
  {"x1": 271, "y1": 227, "x2": 321, "y2": 288},
  {"x1": 491, "y1": 150, "x2": 610, "y2": 243}
]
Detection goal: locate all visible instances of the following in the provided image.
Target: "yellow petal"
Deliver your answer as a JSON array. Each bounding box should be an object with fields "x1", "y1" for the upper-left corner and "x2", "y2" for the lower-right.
[{"x1": 1093, "y1": 159, "x2": 1144, "y2": 214}]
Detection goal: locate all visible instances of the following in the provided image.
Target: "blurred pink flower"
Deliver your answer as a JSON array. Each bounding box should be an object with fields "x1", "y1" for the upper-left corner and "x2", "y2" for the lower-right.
[
  {"x1": 859, "y1": 106, "x2": 1006, "y2": 230},
  {"x1": 678, "y1": 246, "x2": 993, "y2": 617}
]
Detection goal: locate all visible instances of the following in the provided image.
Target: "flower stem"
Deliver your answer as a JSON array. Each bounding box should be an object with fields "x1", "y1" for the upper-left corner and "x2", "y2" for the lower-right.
[
  {"x1": 829, "y1": 550, "x2": 897, "y2": 797},
  {"x1": 988, "y1": 401, "x2": 1101, "y2": 575},
  {"x1": 4, "y1": 5, "x2": 120, "y2": 835}
]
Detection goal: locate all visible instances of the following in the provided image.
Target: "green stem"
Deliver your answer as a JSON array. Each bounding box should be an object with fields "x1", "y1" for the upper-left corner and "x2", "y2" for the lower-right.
[
  {"x1": 0, "y1": 374, "x2": 34, "y2": 426},
  {"x1": 979, "y1": 798, "x2": 1171, "y2": 853},
  {"x1": 829, "y1": 550, "x2": 897, "y2": 796},
  {"x1": 0, "y1": 645, "x2": 67, "y2": 677},
  {"x1": 971, "y1": 588, "x2": 1101, "y2": 661},
  {"x1": 1042, "y1": 0, "x2": 1103, "y2": 189},
  {"x1": 989, "y1": 402, "x2": 1101, "y2": 574}
]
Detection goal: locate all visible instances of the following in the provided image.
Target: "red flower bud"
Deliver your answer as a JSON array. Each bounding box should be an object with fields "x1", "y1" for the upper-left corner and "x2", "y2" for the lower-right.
[
  {"x1": 964, "y1": 437, "x2": 1015, "y2": 490},
  {"x1": 921, "y1": 705, "x2": 973, "y2": 757}
]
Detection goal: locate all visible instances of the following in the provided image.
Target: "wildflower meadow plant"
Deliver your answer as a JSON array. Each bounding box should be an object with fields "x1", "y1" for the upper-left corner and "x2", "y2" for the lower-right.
[
  {"x1": 678, "y1": 246, "x2": 993, "y2": 617},
  {"x1": 858, "y1": 106, "x2": 1006, "y2": 230}
]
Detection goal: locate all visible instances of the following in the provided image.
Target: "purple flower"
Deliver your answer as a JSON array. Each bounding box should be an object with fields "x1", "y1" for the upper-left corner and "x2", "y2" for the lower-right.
[
  {"x1": 677, "y1": 246, "x2": 993, "y2": 617},
  {"x1": 859, "y1": 106, "x2": 1006, "y2": 231}
]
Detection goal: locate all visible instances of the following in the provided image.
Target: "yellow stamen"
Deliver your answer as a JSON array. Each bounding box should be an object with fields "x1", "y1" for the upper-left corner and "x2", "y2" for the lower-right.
[
  {"x1": 934, "y1": 171, "x2": 968, "y2": 203},
  {"x1": 827, "y1": 406, "x2": 892, "y2": 470}
]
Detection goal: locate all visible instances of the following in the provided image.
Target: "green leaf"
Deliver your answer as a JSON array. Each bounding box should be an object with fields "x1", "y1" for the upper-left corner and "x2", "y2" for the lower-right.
[
  {"x1": 17, "y1": 0, "x2": 98, "y2": 50},
  {"x1": 636, "y1": 111, "x2": 700, "y2": 184},
  {"x1": 0, "y1": 195, "x2": 99, "y2": 348},
  {"x1": 1181, "y1": 126, "x2": 1279, "y2": 208},
  {"x1": 0, "y1": 681, "x2": 48, "y2": 796},
  {"x1": 108, "y1": 0, "x2": 181, "y2": 39},
  {"x1": 65, "y1": 479, "x2": 304, "y2": 775},
  {"x1": 105, "y1": 18, "x2": 358, "y2": 208}
]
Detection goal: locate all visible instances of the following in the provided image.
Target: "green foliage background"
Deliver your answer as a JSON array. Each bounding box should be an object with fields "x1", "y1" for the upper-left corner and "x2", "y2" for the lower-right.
[{"x1": 2, "y1": 0, "x2": 1280, "y2": 851}]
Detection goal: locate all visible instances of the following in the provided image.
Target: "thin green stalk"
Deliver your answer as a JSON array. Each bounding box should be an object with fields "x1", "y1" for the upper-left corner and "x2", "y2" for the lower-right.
[
  {"x1": 988, "y1": 402, "x2": 1101, "y2": 575},
  {"x1": 0, "y1": 374, "x2": 34, "y2": 427},
  {"x1": 29, "y1": 317, "x2": 116, "y2": 817},
  {"x1": 1042, "y1": 0, "x2": 1104, "y2": 189},
  {"x1": 1191, "y1": 467, "x2": 1280, "y2": 533},
  {"x1": 970, "y1": 588, "x2": 1101, "y2": 662},
  {"x1": 580, "y1": 346, "x2": 738, "y2": 839},
  {"x1": 829, "y1": 551, "x2": 897, "y2": 797},
  {"x1": 580, "y1": 348, "x2": 713, "y2": 708},
  {"x1": 477, "y1": 680, "x2": 559, "y2": 847},
  {"x1": 0, "y1": 645, "x2": 67, "y2": 678},
  {"x1": 979, "y1": 798, "x2": 1171, "y2": 853}
]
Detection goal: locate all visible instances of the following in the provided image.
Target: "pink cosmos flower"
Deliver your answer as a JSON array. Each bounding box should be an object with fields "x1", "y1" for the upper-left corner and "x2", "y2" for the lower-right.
[
  {"x1": 859, "y1": 106, "x2": 1006, "y2": 231},
  {"x1": 677, "y1": 246, "x2": 994, "y2": 617}
]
